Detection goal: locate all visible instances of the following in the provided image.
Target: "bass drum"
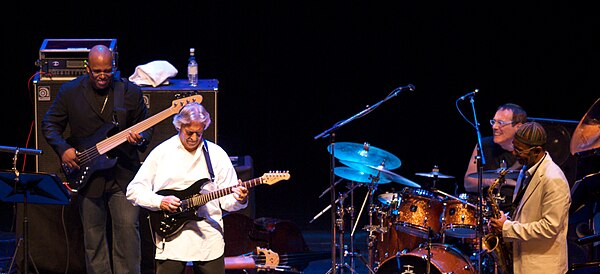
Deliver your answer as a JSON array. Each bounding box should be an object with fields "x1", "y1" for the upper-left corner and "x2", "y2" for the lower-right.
[
  {"x1": 375, "y1": 243, "x2": 475, "y2": 274},
  {"x1": 373, "y1": 221, "x2": 422, "y2": 266},
  {"x1": 373, "y1": 197, "x2": 422, "y2": 265}
]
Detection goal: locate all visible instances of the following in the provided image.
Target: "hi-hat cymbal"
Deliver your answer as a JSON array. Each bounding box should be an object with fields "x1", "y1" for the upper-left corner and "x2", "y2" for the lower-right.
[
  {"x1": 341, "y1": 160, "x2": 420, "y2": 188},
  {"x1": 415, "y1": 171, "x2": 455, "y2": 179},
  {"x1": 571, "y1": 98, "x2": 600, "y2": 155},
  {"x1": 378, "y1": 192, "x2": 401, "y2": 206},
  {"x1": 467, "y1": 169, "x2": 520, "y2": 180},
  {"x1": 328, "y1": 142, "x2": 401, "y2": 170},
  {"x1": 334, "y1": 167, "x2": 392, "y2": 184}
]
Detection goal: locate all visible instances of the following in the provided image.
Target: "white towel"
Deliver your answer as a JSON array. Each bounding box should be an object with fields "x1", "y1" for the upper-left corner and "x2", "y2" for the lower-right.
[{"x1": 128, "y1": 60, "x2": 178, "y2": 87}]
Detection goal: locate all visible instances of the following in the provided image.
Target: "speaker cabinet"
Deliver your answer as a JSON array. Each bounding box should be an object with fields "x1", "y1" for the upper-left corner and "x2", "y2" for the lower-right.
[
  {"x1": 34, "y1": 78, "x2": 219, "y2": 179},
  {"x1": 34, "y1": 77, "x2": 73, "y2": 180},
  {"x1": 140, "y1": 79, "x2": 218, "y2": 162}
]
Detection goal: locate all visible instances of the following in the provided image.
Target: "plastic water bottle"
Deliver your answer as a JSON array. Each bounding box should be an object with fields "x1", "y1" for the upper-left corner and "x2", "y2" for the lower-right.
[{"x1": 187, "y1": 48, "x2": 198, "y2": 87}]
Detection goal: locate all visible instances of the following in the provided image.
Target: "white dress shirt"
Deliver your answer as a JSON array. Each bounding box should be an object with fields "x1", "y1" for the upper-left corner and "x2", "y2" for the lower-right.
[{"x1": 126, "y1": 135, "x2": 247, "y2": 261}]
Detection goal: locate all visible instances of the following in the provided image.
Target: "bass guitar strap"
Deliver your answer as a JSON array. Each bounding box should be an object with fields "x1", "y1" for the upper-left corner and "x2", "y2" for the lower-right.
[{"x1": 113, "y1": 78, "x2": 127, "y2": 131}]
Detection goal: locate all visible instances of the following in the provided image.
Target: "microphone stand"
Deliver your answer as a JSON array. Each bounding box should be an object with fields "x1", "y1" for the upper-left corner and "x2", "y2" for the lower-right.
[
  {"x1": 468, "y1": 95, "x2": 486, "y2": 274},
  {"x1": 314, "y1": 85, "x2": 414, "y2": 273}
]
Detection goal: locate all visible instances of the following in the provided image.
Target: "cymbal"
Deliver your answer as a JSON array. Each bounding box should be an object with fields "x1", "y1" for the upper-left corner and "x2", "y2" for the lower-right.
[
  {"x1": 328, "y1": 142, "x2": 401, "y2": 170},
  {"x1": 334, "y1": 166, "x2": 392, "y2": 184},
  {"x1": 341, "y1": 160, "x2": 420, "y2": 188},
  {"x1": 467, "y1": 168, "x2": 520, "y2": 180},
  {"x1": 378, "y1": 192, "x2": 401, "y2": 206},
  {"x1": 570, "y1": 98, "x2": 600, "y2": 155},
  {"x1": 415, "y1": 171, "x2": 455, "y2": 179}
]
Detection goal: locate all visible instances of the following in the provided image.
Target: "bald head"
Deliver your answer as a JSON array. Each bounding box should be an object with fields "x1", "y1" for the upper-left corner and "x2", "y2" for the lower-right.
[
  {"x1": 87, "y1": 45, "x2": 114, "y2": 90},
  {"x1": 89, "y1": 45, "x2": 113, "y2": 66}
]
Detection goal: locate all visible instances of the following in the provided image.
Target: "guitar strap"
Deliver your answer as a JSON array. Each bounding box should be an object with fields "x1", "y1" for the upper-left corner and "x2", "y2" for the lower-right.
[
  {"x1": 202, "y1": 138, "x2": 215, "y2": 181},
  {"x1": 114, "y1": 78, "x2": 127, "y2": 131}
]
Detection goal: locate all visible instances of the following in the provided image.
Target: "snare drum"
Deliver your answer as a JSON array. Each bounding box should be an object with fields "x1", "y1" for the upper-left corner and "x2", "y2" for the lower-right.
[{"x1": 394, "y1": 188, "x2": 443, "y2": 238}]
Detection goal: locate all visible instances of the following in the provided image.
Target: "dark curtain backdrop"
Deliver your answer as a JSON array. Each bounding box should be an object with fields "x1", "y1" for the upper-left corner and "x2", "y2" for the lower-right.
[{"x1": 1, "y1": 2, "x2": 596, "y2": 232}]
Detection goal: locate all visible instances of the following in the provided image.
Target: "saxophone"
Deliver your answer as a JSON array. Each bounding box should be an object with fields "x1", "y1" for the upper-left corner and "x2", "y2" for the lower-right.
[{"x1": 482, "y1": 168, "x2": 513, "y2": 274}]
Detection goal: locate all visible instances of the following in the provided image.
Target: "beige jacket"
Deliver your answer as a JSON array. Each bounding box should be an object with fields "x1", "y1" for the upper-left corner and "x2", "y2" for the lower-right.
[{"x1": 503, "y1": 153, "x2": 571, "y2": 274}]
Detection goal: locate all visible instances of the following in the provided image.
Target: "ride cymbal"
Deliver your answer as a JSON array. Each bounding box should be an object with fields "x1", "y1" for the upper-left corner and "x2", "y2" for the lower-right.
[
  {"x1": 328, "y1": 142, "x2": 401, "y2": 170},
  {"x1": 570, "y1": 98, "x2": 600, "y2": 155},
  {"x1": 341, "y1": 160, "x2": 420, "y2": 188}
]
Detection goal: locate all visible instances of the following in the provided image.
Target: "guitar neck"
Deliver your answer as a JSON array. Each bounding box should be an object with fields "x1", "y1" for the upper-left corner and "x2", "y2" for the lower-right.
[
  {"x1": 95, "y1": 107, "x2": 174, "y2": 155},
  {"x1": 188, "y1": 177, "x2": 264, "y2": 207}
]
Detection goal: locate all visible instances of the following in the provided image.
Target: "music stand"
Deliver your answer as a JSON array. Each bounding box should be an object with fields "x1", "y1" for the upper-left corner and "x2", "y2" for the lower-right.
[{"x1": 0, "y1": 170, "x2": 70, "y2": 273}]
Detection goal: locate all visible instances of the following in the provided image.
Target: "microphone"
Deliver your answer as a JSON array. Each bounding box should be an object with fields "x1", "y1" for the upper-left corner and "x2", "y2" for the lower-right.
[
  {"x1": 459, "y1": 89, "x2": 479, "y2": 100},
  {"x1": 391, "y1": 84, "x2": 415, "y2": 96}
]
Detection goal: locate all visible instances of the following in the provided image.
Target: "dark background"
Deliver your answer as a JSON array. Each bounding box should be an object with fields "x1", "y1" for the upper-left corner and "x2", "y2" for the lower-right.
[{"x1": 1, "y1": 2, "x2": 597, "y2": 234}]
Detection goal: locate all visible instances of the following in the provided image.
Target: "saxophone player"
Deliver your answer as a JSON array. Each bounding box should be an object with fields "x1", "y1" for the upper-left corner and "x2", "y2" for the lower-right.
[{"x1": 489, "y1": 122, "x2": 571, "y2": 274}]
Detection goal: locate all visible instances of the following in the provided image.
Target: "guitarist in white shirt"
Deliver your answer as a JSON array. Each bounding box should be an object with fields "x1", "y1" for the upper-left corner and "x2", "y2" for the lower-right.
[{"x1": 126, "y1": 102, "x2": 248, "y2": 274}]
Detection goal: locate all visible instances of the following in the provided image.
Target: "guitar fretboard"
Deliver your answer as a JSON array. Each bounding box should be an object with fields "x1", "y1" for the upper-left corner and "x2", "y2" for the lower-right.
[{"x1": 188, "y1": 177, "x2": 264, "y2": 207}]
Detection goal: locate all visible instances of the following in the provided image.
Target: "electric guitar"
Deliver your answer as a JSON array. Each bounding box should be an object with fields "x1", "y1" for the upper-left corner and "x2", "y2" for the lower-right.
[
  {"x1": 148, "y1": 171, "x2": 290, "y2": 238},
  {"x1": 61, "y1": 94, "x2": 203, "y2": 191}
]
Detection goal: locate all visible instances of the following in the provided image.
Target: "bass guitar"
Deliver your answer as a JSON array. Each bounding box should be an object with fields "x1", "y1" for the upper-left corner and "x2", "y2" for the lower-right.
[
  {"x1": 149, "y1": 171, "x2": 290, "y2": 238},
  {"x1": 61, "y1": 94, "x2": 203, "y2": 191},
  {"x1": 224, "y1": 246, "x2": 331, "y2": 272}
]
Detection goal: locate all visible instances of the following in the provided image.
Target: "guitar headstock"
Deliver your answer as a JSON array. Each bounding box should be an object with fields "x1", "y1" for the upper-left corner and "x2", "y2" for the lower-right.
[
  {"x1": 170, "y1": 94, "x2": 204, "y2": 114},
  {"x1": 261, "y1": 171, "x2": 290, "y2": 185},
  {"x1": 256, "y1": 247, "x2": 280, "y2": 268}
]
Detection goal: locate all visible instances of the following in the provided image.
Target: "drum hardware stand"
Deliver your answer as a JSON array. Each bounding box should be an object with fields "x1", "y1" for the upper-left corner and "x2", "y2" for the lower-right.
[
  {"x1": 312, "y1": 181, "x2": 373, "y2": 273},
  {"x1": 426, "y1": 227, "x2": 435, "y2": 274},
  {"x1": 344, "y1": 181, "x2": 375, "y2": 274},
  {"x1": 351, "y1": 167, "x2": 384, "y2": 274},
  {"x1": 313, "y1": 85, "x2": 414, "y2": 273},
  {"x1": 320, "y1": 182, "x2": 373, "y2": 274},
  {"x1": 324, "y1": 187, "x2": 357, "y2": 274},
  {"x1": 429, "y1": 165, "x2": 440, "y2": 190}
]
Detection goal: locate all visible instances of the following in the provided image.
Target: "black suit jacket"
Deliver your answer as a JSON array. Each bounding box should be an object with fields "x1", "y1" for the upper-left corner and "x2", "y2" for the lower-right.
[{"x1": 41, "y1": 74, "x2": 153, "y2": 196}]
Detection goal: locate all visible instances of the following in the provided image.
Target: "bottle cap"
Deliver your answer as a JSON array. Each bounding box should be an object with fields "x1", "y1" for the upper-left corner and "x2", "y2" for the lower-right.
[{"x1": 190, "y1": 48, "x2": 195, "y2": 53}]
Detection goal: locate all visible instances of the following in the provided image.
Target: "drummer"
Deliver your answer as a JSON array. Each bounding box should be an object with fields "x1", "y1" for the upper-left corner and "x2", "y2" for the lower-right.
[{"x1": 463, "y1": 103, "x2": 528, "y2": 212}]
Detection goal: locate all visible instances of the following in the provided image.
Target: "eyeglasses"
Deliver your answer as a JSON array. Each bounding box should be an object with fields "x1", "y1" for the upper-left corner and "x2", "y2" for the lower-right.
[
  {"x1": 489, "y1": 119, "x2": 514, "y2": 127},
  {"x1": 88, "y1": 67, "x2": 115, "y2": 77},
  {"x1": 513, "y1": 146, "x2": 536, "y2": 155}
]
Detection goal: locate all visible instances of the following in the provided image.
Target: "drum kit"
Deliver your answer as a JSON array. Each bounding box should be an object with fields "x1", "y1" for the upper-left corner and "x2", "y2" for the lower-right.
[{"x1": 315, "y1": 141, "x2": 501, "y2": 274}]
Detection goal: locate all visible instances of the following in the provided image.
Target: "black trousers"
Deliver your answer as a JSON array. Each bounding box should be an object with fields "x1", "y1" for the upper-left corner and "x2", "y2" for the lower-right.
[{"x1": 156, "y1": 256, "x2": 225, "y2": 274}]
